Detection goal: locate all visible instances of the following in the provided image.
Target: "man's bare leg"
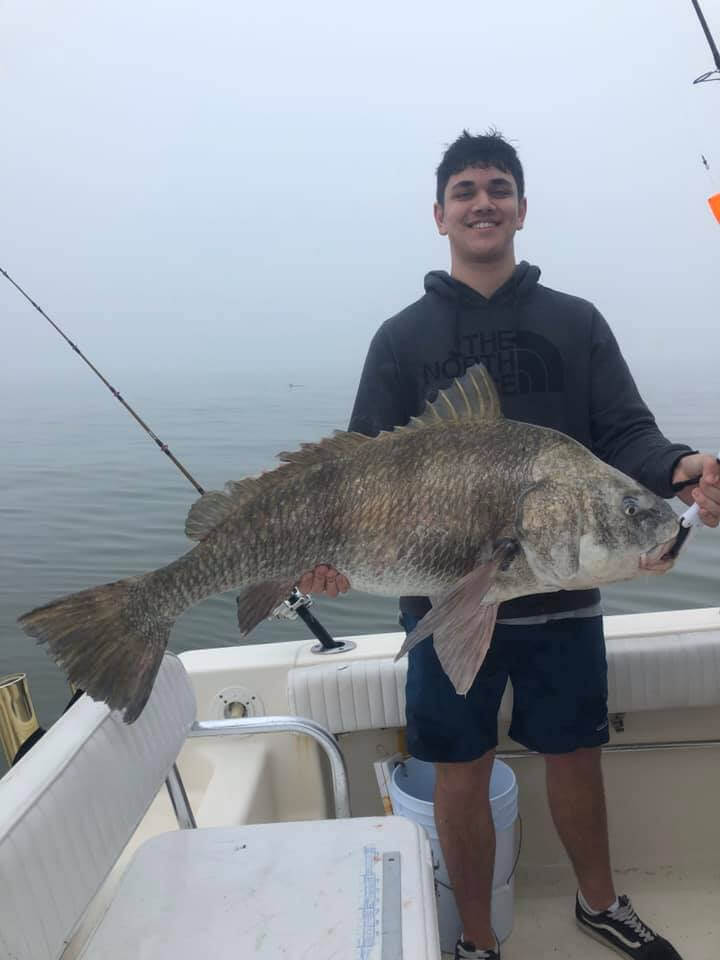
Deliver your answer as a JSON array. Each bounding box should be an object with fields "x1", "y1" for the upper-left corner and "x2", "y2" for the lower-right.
[
  {"x1": 434, "y1": 750, "x2": 496, "y2": 950},
  {"x1": 545, "y1": 746, "x2": 616, "y2": 910}
]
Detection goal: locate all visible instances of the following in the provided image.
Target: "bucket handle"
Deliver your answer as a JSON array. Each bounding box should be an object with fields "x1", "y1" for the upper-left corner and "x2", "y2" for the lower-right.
[
  {"x1": 506, "y1": 813, "x2": 523, "y2": 885},
  {"x1": 431, "y1": 813, "x2": 522, "y2": 890}
]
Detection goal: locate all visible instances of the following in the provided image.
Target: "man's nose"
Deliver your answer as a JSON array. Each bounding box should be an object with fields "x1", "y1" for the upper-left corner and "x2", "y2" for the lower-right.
[{"x1": 471, "y1": 192, "x2": 495, "y2": 212}]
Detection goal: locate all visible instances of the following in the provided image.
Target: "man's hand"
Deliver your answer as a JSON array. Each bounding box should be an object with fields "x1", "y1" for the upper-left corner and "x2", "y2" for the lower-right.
[
  {"x1": 672, "y1": 453, "x2": 720, "y2": 527},
  {"x1": 297, "y1": 564, "x2": 351, "y2": 598}
]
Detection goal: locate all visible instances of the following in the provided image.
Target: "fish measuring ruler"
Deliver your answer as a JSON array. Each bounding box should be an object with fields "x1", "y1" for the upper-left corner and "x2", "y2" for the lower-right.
[{"x1": 357, "y1": 846, "x2": 403, "y2": 960}]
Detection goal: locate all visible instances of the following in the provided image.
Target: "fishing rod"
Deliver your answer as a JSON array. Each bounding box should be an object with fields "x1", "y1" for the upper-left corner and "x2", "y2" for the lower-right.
[
  {"x1": 691, "y1": 0, "x2": 720, "y2": 223},
  {"x1": 0, "y1": 266, "x2": 346, "y2": 674},
  {"x1": 662, "y1": 5, "x2": 720, "y2": 559},
  {"x1": 687, "y1": 1, "x2": 720, "y2": 221},
  {"x1": 690, "y1": 0, "x2": 720, "y2": 83},
  {"x1": 0, "y1": 266, "x2": 206, "y2": 496},
  {"x1": 0, "y1": 263, "x2": 711, "y2": 576}
]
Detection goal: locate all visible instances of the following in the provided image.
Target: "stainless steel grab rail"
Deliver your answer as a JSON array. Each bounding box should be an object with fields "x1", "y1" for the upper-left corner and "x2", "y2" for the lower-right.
[{"x1": 165, "y1": 714, "x2": 351, "y2": 828}]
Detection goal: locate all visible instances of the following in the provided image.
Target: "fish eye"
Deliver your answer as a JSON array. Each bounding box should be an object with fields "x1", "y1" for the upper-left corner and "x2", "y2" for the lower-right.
[{"x1": 623, "y1": 496, "x2": 640, "y2": 517}]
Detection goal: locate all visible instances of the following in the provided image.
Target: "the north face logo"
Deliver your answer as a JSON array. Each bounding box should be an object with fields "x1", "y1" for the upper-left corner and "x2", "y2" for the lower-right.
[{"x1": 423, "y1": 330, "x2": 564, "y2": 396}]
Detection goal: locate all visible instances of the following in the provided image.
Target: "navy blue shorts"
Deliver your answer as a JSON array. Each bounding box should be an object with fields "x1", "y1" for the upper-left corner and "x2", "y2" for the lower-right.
[{"x1": 402, "y1": 612, "x2": 610, "y2": 761}]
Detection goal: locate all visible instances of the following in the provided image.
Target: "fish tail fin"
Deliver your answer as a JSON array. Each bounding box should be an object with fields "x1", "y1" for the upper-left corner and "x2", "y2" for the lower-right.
[{"x1": 18, "y1": 575, "x2": 173, "y2": 724}]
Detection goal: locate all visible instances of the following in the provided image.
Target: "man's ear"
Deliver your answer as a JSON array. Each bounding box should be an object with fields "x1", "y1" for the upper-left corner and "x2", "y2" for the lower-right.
[
  {"x1": 517, "y1": 195, "x2": 528, "y2": 231},
  {"x1": 433, "y1": 201, "x2": 448, "y2": 236}
]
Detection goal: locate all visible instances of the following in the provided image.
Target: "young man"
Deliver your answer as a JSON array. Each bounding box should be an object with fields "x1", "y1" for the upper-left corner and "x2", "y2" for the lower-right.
[{"x1": 300, "y1": 130, "x2": 720, "y2": 960}]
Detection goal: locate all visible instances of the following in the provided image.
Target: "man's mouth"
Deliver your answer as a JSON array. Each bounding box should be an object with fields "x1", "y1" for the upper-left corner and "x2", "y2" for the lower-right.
[{"x1": 466, "y1": 221, "x2": 499, "y2": 230}]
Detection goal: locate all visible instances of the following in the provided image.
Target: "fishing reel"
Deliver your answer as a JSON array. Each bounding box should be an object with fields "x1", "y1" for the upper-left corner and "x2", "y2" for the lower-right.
[{"x1": 267, "y1": 588, "x2": 357, "y2": 655}]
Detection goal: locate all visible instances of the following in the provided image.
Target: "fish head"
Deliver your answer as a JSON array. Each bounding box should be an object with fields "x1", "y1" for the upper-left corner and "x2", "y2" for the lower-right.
[
  {"x1": 575, "y1": 472, "x2": 680, "y2": 585},
  {"x1": 517, "y1": 469, "x2": 680, "y2": 590}
]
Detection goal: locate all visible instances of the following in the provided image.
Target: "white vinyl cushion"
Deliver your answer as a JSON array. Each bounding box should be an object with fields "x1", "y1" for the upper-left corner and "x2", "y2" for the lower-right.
[
  {"x1": 0, "y1": 654, "x2": 196, "y2": 960},
  {"x1": 287, "y1": 657, "x2": 513, "y2": 732},
  {"x1": 606, "y1": 628, "x2": 720, "y2": 713},
  {"x1": 289, "y1": 657, "x2": 407, "y2": 733},
  {"x1": 288, "y1": 620, "x2": 720, "y2": 733}
]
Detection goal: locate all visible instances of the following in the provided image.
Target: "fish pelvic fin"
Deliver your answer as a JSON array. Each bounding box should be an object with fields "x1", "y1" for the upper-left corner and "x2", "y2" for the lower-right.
[
  {"x1": 394, "y1": 539, "x2": 517, "y2": 695},
  {"x1": 432, "y1": 604, "x2": 499, "y2": 695},
  {"x1": 18, "y1": 576, "x2": 172, "y2": 724},
  {"x1": 236, "y1": 580, "x2": 296, "y2": 635}
]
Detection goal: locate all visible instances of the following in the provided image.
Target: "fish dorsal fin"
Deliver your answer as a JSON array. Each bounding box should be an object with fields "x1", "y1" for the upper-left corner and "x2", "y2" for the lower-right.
[
  {"x1": 403, "y1": 363, "x2": 502, "y2": 432},
  {"x1": 185, "y1": 431, "x2": 372, "y2": 540},
  {"x1": 276, "y1": 430, "x2": 372, "y2": 465},
  {"x1": 186, "y1": 366, "x2": 500, "y2": 541},
  {"x1": 185, "y1": 488, "x2": 250, "y2": 540}
]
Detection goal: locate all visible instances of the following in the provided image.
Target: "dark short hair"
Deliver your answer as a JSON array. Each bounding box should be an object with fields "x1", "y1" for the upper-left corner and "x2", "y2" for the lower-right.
[{"x1": 436, "y1": 129, "x2": 524, "y2": 205}]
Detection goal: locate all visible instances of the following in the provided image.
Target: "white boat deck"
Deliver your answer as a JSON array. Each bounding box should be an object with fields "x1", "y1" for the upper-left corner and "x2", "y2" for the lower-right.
[
  {"x1": 2, "y1": 609, "x2": 719, "y2": 959},
  {"x1": 492, "y1": 863, "x2": 720, "y2": 959}
]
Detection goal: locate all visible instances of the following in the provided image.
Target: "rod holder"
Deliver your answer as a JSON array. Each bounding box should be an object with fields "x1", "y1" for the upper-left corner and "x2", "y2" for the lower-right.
[{"x1": 0, "y1": 673, "x2": 41, "y2": 767}]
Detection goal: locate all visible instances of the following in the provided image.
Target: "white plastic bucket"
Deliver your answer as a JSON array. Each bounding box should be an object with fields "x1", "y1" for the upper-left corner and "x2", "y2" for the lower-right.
[{"x1": 389, "y1": 757, "x2": 518, "y2": 953}]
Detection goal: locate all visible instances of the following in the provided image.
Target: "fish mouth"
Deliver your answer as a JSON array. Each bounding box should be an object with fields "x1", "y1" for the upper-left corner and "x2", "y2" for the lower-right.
[{"x1": 639, "y1": 534, "x2": 679, "y2": 572}]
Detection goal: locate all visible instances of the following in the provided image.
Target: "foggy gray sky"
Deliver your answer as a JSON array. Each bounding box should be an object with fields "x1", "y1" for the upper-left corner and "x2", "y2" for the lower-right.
[{"x1": 2, "y1": 0, "x2": 719, "y2": 387}]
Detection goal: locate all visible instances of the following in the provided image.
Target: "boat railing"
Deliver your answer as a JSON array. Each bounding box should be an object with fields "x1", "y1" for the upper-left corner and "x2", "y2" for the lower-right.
[{"x1": 166, "y1": 715, "x2": 352, "y2": 822}]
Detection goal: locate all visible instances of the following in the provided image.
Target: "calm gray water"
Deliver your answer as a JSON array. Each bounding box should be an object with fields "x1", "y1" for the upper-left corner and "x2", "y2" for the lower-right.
[{"x1": 1, "y1": 369, "x2": 718, "y2": 742}]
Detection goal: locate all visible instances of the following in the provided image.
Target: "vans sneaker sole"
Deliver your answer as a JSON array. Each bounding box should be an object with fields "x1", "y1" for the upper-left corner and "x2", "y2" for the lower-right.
[{"x1": 577, "y1": 916, "x2": 644, "y2": 958}]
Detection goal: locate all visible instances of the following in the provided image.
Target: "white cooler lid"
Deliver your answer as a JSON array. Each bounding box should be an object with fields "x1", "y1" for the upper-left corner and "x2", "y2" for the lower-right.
[{"x1": 79, "y1": 816, "x2": 440, "y2": 960}]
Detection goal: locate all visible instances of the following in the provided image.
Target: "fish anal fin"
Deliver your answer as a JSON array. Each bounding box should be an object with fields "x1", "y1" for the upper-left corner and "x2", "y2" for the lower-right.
[{"x1": 236, "y1": 580, "x2": 295, "y2": 635}]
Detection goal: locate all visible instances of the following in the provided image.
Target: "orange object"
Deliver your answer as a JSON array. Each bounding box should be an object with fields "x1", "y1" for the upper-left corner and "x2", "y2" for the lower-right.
[{"x1": 709, "y1": 193, "x2": 720, "y2": 223}]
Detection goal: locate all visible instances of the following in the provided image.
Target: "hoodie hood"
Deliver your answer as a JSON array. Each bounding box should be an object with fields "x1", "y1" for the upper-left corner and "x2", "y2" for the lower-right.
[
  {"x1": 424, "y1": 260, "x2": 541, "y2": 306},
  {"x1": 423, "y1": 261, "x2": 542, "y2": 362}
]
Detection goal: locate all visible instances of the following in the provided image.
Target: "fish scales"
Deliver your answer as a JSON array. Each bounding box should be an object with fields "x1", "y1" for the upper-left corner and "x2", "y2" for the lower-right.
[{"x1": 18, "y1": 364, "x2": 679, "y2": 721}]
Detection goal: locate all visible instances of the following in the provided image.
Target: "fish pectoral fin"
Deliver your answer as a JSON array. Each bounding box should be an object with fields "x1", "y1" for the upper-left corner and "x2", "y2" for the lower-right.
[
  {"x1": 236, "y1": 580, "x2": 295, "y2": 635},
  {"x1": 433, "y1": 604, "x2": 498, "y2": 695},
  {"x1": 394, "y1": 541, "x2": 515, "y2": 692}
]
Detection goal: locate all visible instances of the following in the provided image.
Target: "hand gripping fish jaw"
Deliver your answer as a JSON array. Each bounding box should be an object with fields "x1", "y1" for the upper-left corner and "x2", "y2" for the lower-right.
[{"x1": 666, "y1": 451, "x2": 720, "y2": 560}]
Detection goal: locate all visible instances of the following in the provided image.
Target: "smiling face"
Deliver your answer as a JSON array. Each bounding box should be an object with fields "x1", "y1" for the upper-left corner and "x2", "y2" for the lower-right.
[{"x1": 434, "y1": 165, "x2": 527, "y2": 268}]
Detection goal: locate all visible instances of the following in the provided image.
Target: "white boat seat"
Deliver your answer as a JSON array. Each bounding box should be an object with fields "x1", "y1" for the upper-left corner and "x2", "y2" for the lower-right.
[
  {"x1": 0, "y1": 654, "x2": 195, "y2": 960},
  {"x1": 0, "y1": 653, "x2": 440, "y2": 960},
  {"x1": 287, "y1": 610, "x2": 720, "y2": 733}
]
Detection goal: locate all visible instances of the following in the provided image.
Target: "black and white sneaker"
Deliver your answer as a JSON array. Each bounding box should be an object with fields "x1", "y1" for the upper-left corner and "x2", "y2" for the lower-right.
[
  {"x1": 454, "y1": 937, "x2": 500, "y2": 959},
  {"x1": 576, "y1": 893, "x2": 683, "y2": 958}
]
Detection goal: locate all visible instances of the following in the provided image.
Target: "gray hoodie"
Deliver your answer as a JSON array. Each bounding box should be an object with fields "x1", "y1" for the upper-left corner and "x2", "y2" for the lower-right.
[{"x1": 349, "y1": 262, "x2": 692, "y2": 620}]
